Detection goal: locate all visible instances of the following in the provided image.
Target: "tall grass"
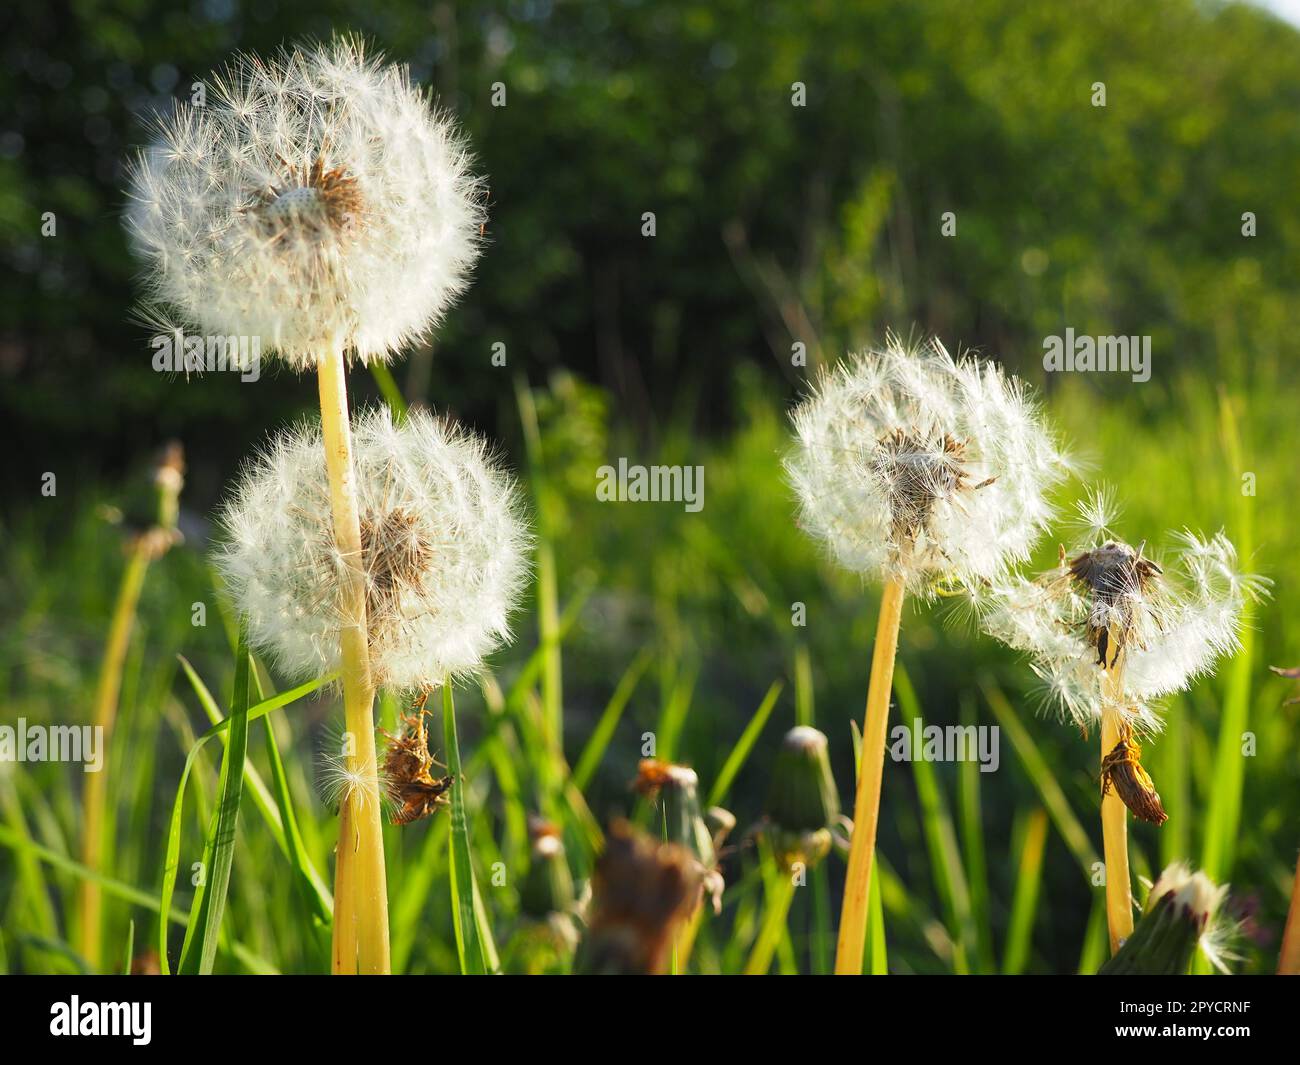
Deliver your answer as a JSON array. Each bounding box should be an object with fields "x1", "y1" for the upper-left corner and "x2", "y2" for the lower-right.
[{"x1": 0, "y1": 368, "x2": 1294, "y2": 974}]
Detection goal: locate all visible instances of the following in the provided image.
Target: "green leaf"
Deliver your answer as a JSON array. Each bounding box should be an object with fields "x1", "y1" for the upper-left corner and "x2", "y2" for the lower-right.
[
  {"x1": 368, "y1": 361, "x2": 409, "y2": 421},
  {"x1": 121, "y1": 920, "x2": 135, "y2": 975},
  {"x1": 572, "y1": 648, "x2": 652, "y2": 792},
  {"x1": 894, "y1": 664, "x2": 972, "y2": 974},
  {"x1": 1002, "y1": 808, "x2": 1049, "y2": 974},
  {"x1": 179, "y1": 625, "x2": 253, "y2": 974},
  {"x1": 980, "y1": 678, "x2": 1098, "y2": 876},
  {"x1": 158, "y1": 665, "x2": 334, "y2": 973},
  {"x1": 248, "y1": 661, "x2": 333, "y2": 925},
  {"x1": 707, "y1": 680, "x2": 782, "y2": 808},
  {"x1": 443, "y1": 684, "x2": 497, "y2": 974}
]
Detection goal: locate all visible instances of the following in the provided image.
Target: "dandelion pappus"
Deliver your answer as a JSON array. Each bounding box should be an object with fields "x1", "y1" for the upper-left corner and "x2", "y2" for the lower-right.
[{"x1": 1068, "y1": 538, "x2": 1163, "y2": 669}]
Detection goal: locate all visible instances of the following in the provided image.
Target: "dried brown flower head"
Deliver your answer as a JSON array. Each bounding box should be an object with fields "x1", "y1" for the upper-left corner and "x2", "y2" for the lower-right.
[
  {"x1": 632, "y1": 758, "x2": 693, "y2": 798},
  {"x1": 380, "y1": 696, "x2": 452, "y2": 826},
  {"x1": 360, "y1": 505, "x2": 435, "y2": 641},
  {"x1": 575, "y1": 820, "x2": 701, "y2": 975},
  {"x1": 255, "y1": 153, "x2": 365, "y2": 242},
  {"x1": 1100, "y1": 724, "x2": 1168, "y2": 825}
]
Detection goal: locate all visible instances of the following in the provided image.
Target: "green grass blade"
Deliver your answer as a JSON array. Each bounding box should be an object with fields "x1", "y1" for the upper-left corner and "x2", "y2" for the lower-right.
[
  {"x1": 121, "y1": 919, "x2": 134, "y2": 975},
  {"x1": 572, "y1": 648, "x2": 652, "y2": 792},
  {"x1": 894, "y1": 664, "x2": 972, "y2": 974},
  {"x1": 0, "y1": 822, "x2": 277, "y2": 975},
  {"x1": 957, "y1": 697, "x2": 995, "y2": 973},
  {"x1": 810, "y1": 862, "x2": 832, "y2": 975},
  {"x1": 655, "y1": 663, "x2": 697, "y2": 765},
  {"x1": 1001, "y1": 807, "x2": 1049, "y2": 974},
  {"x1": 0, "y1": 772, "x2": 59, "y2": 940},
  {"x1": 980, "y1": 678, "x2": 1098, "y2": 876},
  {"x1": 848, "y1": 716, "x2": 889, "y2": 973},
  {"x1": 743, "y1": 842, "x2": 796, "y2": 975},
  {"x1": 157, "y1": 663, "x2": 332, "y2": 972},
  {"x1": 1201, "y1": 392, "x2": 1256, "y2": 887},
  {"x1": 707, "y1": 680, "x2": 782, "y2": 808},
  {"x1": 248, "y1": 661, "x2": 333, "y2": 925},
  {"x1": 867, "y1": 856, "x2": 887, "y2": 974},
  {"x1": 443, "y1": 684, "x2": 494, "y2": 974},
  {"x1": 0, "y1": 823, "x2": 177, "y2": 919},
  {"x1": 1076, "y1": 894, "x2": 1110, "y2": 974},
  {"x1": 368, "y1": 361, "x2": 408, "y2": 421},
  {"x1": 178, "y1": 655, "x2": 286, "y2": 856},
  {"x1": 179, "y1": 626, "x2": 252, "y2": 974},
  {"x1": 262, "y1": 710, "x2": 333, "y2": 924},
  {"x1": 793, "y1": 644, "x2": 814, "y2": 727}
]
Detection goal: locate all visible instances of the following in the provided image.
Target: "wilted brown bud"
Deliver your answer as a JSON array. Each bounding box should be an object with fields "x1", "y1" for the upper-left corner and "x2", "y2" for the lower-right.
[
  {"x1": 574, "y1": 820, "x2": 701, "y2": 975},
  {"x1": 1100, "y1": 729, "x2": 1167, "y2": 826},
  {"x1": 380, "y1": 700, "x2": 452, "y2": 826}
]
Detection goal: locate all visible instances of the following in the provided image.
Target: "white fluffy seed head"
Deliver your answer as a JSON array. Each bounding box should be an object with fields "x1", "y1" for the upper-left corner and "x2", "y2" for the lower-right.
[
  {"x1": 981, "y1": 489, "x2": 1269, "y2": 732},
  {"x1": 1147, "y1": 862, "x2": 1226, "y2": 921},
  {"x1": 125, "y1": 36, "x2": 483, "y2": 370},
  {"x1": 786, "y1": 337, "x2": 1068, "y2": 594},
  {"x1": 216, "y1": 407, "x2": 531, "y2": 690}
]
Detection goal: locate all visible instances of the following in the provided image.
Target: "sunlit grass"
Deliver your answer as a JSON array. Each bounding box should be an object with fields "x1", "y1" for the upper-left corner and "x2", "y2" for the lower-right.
[{"x1": 0, "y1": 367, "x2": 1294, "y2": 974}]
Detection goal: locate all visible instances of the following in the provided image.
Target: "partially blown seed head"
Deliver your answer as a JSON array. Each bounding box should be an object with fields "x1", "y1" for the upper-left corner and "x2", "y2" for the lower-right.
[
  {"x1": 786, "y1": 337, "x2": 1068, "y2": 593},
  {"x1": 126, "y1": 36, "x2": 483, "y2": 369},
  {"x1": 982, "y1": 489, "x2": 1269, "y2": 732},
  {"x1": 216, "y1": 407, "x2": 530, "y2": 690}
]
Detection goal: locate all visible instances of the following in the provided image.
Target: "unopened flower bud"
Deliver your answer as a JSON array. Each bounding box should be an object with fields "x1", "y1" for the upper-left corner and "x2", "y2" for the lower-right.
[
  {"x1": 764, "y1": 726, "x2": 840, "y2": 870},
  {"x1": 520, "y1": 817, "x2": 575, "y2": 920},
  {"x1": 1099, "y1": 863, "x2": 1230, "y2": 975}
]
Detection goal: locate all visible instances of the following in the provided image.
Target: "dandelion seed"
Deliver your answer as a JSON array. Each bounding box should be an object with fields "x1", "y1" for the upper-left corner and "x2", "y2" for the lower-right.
[
  {"x1": 215, "y1": 407, "x2": 530, "y2": 690},
  {"x1": 125, "y1": 36, "x2": 483, "y2": 370},
  {"x1": 786, "y1": 335, "x2": 1066, "y2": 974},
  {"x1": 983, "y1": 486, "x2": 1267, "y2": 955},
  {"x1": 318, "y1": 736, "x2": 388, "y2": 819},
  {"x1": 787, "y1": 335, "x2": 1068, "y2": 594},
  {"x1": 982, "y1": 488, "x2": 1270, "y2": 735}
]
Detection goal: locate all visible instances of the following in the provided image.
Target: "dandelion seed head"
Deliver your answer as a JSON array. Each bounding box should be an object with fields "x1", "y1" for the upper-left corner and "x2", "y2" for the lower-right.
[
  {"x1": 785, "y1": 337, "x2": 1068, "y2": 593},
  {"x1": 982, "y1": 492, "x2": 1268, "y2": 731},
  {"x1": 125, "y1": 36, "x2": 483, "y2": 370},
  {"x1": 216, "y1": 407, "x2": 530, "y2": 690}
]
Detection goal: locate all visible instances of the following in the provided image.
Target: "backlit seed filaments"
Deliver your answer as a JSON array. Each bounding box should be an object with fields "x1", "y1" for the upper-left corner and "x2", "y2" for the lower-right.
[
  {"x1": 216, "y1": 408, "x2": 530, "y2": 691},
  {"x1": 125, "y1": 38, "x2": 484, "y2": 370},
  {"x1": 788, "y1": 337, "x2": 1066, "y2": 594},
  {"x1": 1067, "y1": 539, "x2": 1163, "y2": 667},
  {"x1": 981, "y1": 490, "x2": 1268, "y2": 735},
  {"x1": 360, "y1": 506, "x2": 434, "y2": 639},
  {"x1": 870, "y1": 429, "x2": 994, "y2": 549},
  {"x1": 255, "y1": 156, "x2": 365, "y2": 242}
]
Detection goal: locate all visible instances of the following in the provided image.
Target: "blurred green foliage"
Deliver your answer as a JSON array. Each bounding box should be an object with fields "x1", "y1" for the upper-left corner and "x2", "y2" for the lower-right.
[
  {"x1": 1, "y1": 0, "x2": 1298, "y2": 974},
  {"x1": 4, "y1": 0, "x2": 1300, "y2": 487}
]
